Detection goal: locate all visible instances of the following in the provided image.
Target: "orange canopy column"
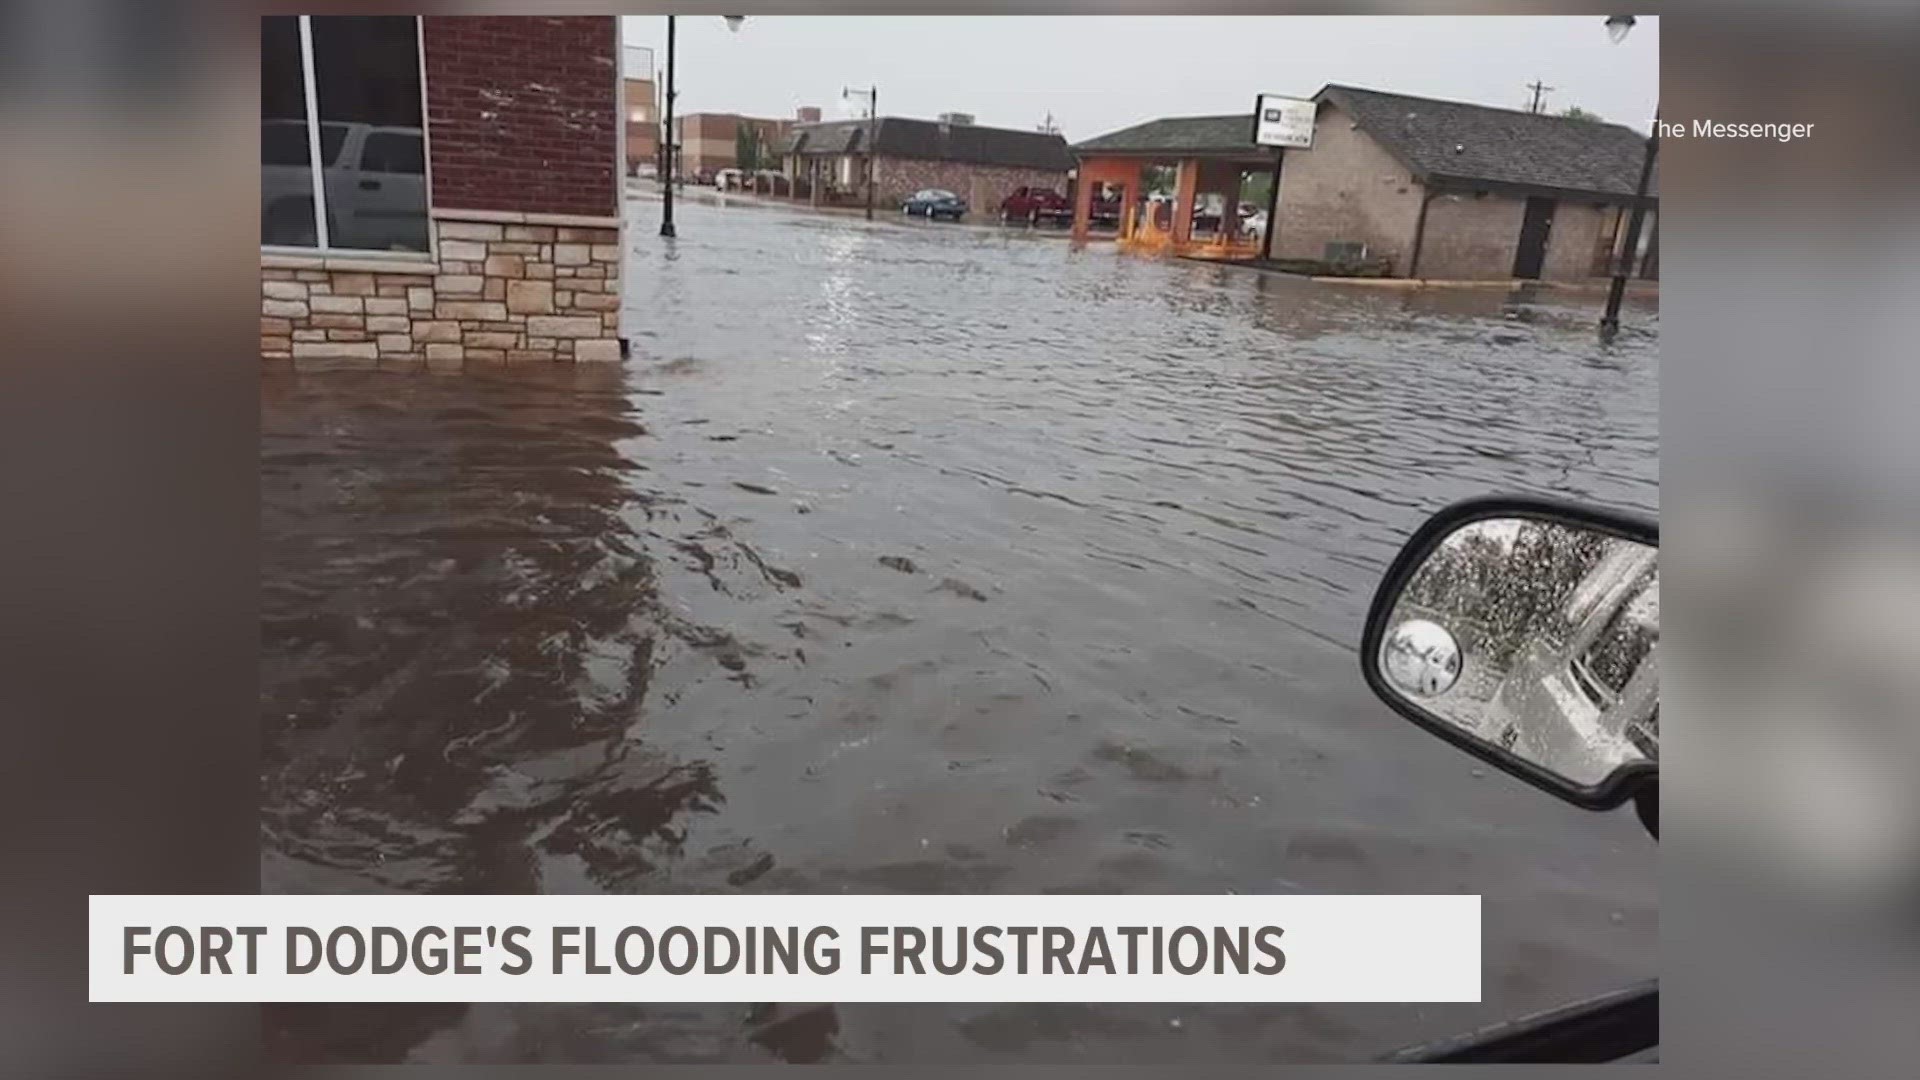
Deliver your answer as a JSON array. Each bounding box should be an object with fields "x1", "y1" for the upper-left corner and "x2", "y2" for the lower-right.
[
  {"x1": 1071, "y1": 156, "x2": 1138, "y2": 242},
  {"x1": 1071, "y1": 110, "x2": 1275, "y2": 261},
  {"x1": 1171, "y1": 158, "x2": 1200, "y2": 245},
  {"x1": 1071, "y1": 170, "x2": 1095, "y2": 242}
]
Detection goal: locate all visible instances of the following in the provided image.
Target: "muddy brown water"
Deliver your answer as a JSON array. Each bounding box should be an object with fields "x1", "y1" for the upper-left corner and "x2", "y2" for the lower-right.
[{"x1": 261, "y1": 199, "x2": 1658, "y2": 1063}]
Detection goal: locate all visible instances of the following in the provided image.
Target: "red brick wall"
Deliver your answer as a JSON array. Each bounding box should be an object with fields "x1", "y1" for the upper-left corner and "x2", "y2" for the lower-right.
[{"x1": 422, "y1": 16, "x2": 618, "y2": 218}]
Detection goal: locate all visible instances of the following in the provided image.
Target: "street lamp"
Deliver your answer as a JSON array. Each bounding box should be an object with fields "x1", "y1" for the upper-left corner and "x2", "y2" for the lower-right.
[
  {"x1": 842, "y1": 84, "x2": 878, "y2": 221},
  {"x1": 659, "y1": 15, "x2": 746, "y2": 238},
  {"x1": 1600, "y1": 15, "x2": 1657, "y2": 341}
]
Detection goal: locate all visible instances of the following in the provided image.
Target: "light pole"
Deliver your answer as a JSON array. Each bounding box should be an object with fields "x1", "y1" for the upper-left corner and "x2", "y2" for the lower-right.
[
  {"x1": 659, "y1": 15, "x2": 745, "y2": 239},
  {"x1": 1600, "y1": 15, "x2": 1657, "y2": 340},
  {"x1": 842, "y1": 85, "x2": 877, "y2": 221}
]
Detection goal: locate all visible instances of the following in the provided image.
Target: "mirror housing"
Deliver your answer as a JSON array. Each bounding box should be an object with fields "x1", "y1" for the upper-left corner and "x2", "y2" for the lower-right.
[{"x1": 1361, "y1": 495, "x2": 1658, "y2": 810}]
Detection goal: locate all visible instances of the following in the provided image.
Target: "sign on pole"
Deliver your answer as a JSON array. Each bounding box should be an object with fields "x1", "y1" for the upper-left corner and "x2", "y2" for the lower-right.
[{"x1": 1253, "y1": 94, "x2": 1316, "y2": 149}]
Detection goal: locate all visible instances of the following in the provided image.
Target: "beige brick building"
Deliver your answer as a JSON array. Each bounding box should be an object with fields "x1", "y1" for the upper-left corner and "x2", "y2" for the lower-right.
[
  {"x1": 673, "y1": 112, "x2": 793, "y2": 180},
  {"x1": 1272, "y1": 85, "x2": 1657, "y2": 281},
  {"x1": 624, "y1": 74, "x2": 659, "y2": 177},
  {"x1": 1072, "y1": 85, "x2": 1657, "y2": 282}
]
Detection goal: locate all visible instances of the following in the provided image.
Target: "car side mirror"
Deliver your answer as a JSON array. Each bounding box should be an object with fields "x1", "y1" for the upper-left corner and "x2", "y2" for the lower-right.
[{"x1": 1361, "y1": 496, "x2": 1658, "y2": 810}]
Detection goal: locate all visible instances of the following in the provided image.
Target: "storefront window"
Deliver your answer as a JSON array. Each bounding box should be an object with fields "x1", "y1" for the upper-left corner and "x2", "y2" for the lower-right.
[
  {"x1": 260, "y1": 17, "x2": 317, "y2": 246},
  {"x1": 259, "y1": 16, "x2": 429, "y2": 254}
]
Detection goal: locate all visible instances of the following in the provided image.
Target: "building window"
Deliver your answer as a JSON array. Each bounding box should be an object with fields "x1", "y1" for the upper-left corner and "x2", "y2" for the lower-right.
[{"x1": 260, "y1": 16, "x2": 429, "y2": 254}]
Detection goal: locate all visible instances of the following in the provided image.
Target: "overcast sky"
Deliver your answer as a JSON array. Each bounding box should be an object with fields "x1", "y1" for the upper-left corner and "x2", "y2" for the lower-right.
[{"x1": 620, "y1": 16, "x2": 1659, "y2": 139}]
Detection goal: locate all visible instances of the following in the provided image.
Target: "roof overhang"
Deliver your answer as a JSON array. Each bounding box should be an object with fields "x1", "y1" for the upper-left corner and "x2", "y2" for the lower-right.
[
  {"x1": 1424, "y1": 172, "x2": 1656, "y2": 208},
  {"x1": 1074, "y1": 147, "x2": 1275, "y2": 163}
]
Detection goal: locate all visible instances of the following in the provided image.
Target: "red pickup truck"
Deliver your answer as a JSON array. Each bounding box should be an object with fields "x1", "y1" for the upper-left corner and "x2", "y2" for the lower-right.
[{"x1": 998, "y1": 186, "x2": 1072, "y2": 225}]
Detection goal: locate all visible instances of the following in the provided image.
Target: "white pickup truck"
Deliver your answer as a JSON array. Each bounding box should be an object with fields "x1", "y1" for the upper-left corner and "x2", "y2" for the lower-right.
[{"x1": 262, "y1": 119, "x2": 429, "y2": 252}]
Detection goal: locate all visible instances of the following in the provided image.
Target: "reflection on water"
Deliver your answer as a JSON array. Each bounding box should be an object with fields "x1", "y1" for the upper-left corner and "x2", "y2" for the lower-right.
[
  {"x1": 263, "y1": 366, "x2": 723, "y2": 896},
  {"x1": 262, "y1": 200, "x2": 1658, "y2": 1063}
]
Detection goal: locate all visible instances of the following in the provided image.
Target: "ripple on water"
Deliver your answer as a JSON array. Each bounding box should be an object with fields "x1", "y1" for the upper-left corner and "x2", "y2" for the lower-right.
[{"x1": 262, "y1": 200, "x2": 1657, "y2": 1064}]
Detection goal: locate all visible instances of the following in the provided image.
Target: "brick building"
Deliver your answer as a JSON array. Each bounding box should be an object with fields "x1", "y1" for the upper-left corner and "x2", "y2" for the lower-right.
[
  {"x1": 673, "y1": 112, "x2": 794, "y2": 180},
  {"x1": 1274, "y1": 86, "x2": 1657, "y2": 281},
  {"x1": 623, "y1": 45, "x2": 659, "y2": 177},
  {"x1": 261, "y1": 16, "x2": 626, "y2": 368},
  {"x1": 1073, "y1": 85, "x2": 1658, "y2": 282},
  {"x1": 779, "y1": 115, "x2": 1073, "y2": 212}
]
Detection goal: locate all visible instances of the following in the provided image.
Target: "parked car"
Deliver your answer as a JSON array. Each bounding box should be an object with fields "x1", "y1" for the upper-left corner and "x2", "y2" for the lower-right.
[
  {"x1": 902, "y1": 189, "x2": 967, "y2": 220},
  {"x1": 1087, "y1": 194, "x2": 1123, "y2": 227},
  {"x1": 999, "y1": 186, "x2": 1071, "y2": 225}
]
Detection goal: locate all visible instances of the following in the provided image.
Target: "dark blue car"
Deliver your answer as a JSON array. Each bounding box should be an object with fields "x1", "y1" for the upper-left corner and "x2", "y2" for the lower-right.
[{"x1": 902, "y1": 188, "x2": 967, "y2": 221}]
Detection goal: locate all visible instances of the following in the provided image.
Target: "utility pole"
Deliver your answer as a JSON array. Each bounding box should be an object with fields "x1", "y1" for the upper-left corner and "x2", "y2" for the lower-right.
[
  {"x1": 843, "y1": 85, "x2": 877, "y2": 221},
  {"x1": 1598, "y1": 15, "x2": 1654, "y2": 341},
  {"x1": 659, "y1": 16, "x2": 677, "y2": 237},
  {"x1": 1600, "y1": 114, "x2": 1658, "y2": 341},
  {"x1": 1526, "y1": 80, "x2": 1555, "y2": 114}
]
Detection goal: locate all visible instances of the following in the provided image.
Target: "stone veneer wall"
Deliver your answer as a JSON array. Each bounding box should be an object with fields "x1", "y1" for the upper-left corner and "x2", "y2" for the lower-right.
[{"x1": 261, "y1": 211, "x2": 623, "y2": 370}]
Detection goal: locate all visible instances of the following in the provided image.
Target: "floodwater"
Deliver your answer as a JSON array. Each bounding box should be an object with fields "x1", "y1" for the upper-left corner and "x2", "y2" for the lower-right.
[{"x1": 261, "y1": 198, "x2": 1658, "y2": 1064}]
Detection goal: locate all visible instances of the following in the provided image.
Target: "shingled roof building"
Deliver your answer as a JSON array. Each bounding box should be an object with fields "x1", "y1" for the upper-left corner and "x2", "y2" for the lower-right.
[
  {"x1": 1278, "y1": 85, "x2": 1657, "y2": 280},
  {"x1": 780, "y1": 115, "x2": 1073, "y2": 214},
  {"x1": 1073, "y1": 84, "x2": 1658, "y2": 281}
]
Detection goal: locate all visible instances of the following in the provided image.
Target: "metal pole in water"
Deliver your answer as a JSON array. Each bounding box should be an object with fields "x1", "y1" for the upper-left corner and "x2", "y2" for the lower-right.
[
  {"x1": 659, "y1": 16, "x2": 677, "y2": 238},
  {"x1": 1600, "y1": 119, "x2": 1657, "y2": 341}
]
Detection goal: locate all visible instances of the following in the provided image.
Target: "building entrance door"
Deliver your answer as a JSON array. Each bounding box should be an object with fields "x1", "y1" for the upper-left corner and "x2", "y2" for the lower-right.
[{"x1": 1512, "y1": 196, "x2": 1556, "y2": 279}]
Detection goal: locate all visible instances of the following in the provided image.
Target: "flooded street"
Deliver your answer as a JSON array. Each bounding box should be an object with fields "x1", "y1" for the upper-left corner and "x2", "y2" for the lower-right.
[{"x1": 261, "y1": 198, "x2": 1658, "y2": 1063}]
